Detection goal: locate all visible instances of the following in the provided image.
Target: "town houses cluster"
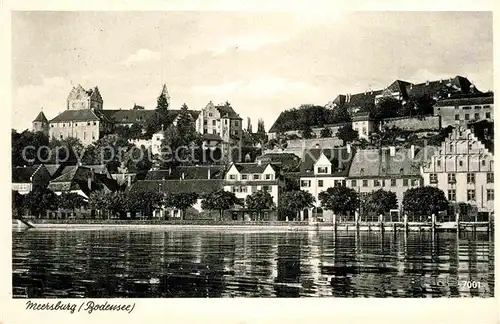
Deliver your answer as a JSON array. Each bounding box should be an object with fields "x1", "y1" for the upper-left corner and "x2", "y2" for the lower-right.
[{"x1": 14, "y1": 75, "x2": 494, "y2": 221}]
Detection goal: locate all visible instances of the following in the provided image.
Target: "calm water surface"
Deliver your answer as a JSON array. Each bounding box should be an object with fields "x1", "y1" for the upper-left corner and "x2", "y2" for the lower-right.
[{"x1": 12, "y1": 229, "x2": 494, "y2": 297}]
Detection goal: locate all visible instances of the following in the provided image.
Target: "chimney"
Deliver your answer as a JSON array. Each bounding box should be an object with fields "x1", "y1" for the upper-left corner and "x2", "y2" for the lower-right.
[
  {"x1": 410, "y1": 145, "x2": 415, "y2": 159},
  {"x1": 315, "y1": 143, "x2": 320, "y2": 149},
  {"x1": 257, "y1": 160, "x2": 262, "y2": 166},
  {"x1": 389, "y1": 146, "x2": 396, "y2": 157}
]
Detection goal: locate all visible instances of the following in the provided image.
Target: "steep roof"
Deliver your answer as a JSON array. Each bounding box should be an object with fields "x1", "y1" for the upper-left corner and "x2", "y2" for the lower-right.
[
  {"x1": 434, "y1": 95, "x2": 494, "y2": 107},
  {"x1": 48, "y1": 166, "x2": 118, "y2": 195},
  {"x1": 128, "y1": 179, "x2": 225, "y2": 195},
  {"x1": 33, "y1": 111, "x2": 49, "y2": 123},
  {"x1": 348, "y1": 147, "x2": 423, "y2": 178},
  {"x1": 101, "y1": 109, "x2": 200, "y2": 124},
  {"x1": 144, "y1": 166, "x2": 226, "y2": 181},
  {"x1": 49, "y1": 109, "x2": 101, "y2": 123},
  {"x1": 231, "y1": 162, "x2": 278, "y2": 174},
  {"x1": 256, "y1": 153, "x2": 301, "y2": 172},
  {"x1": 203, "y1": 133, "x2": 223, "y2": 141},
  {"x1": 467, "y1": 120, "x2": 494, "y2": 154},
  {"x1": 300, "y1": 148, "x2": 354, "y2": 177},
  {"x1": 215, "y1": 105, "x2": 242, "y2": 119},
  {"x1": 12, "y1": 165, "x2": 42, "y2": 183}
]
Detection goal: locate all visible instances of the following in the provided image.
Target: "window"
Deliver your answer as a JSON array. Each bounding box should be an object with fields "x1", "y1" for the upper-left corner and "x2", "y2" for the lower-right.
[
  {"x1": 465, "y1": 114, "x2": 470, "y2": 120},
  {"x1": 334, "y1": 180, "x2": 343, "y2": 187},
  {"x1": 224, "y1": 120, "x2": 228, "y2": 125},
  {"x1": 374, "y1": 179, "x2": 380, "y2": 187},
  {"x1": 459, "y1": 160, "x2": 463, "y2": 167},
  {"x1": 208, "y1": 113, "x2": 213, "y2": 117},
  {"x1": 486, "y1": 112, "x2": 491, "y2": 119},
  {"x1": 403, "y1": 179, "x2": 409, "y2": 186},
  {"x1": 212, "y1": 120, "x2": 216, "y2": 125},
  {"x1": 362, "y1": 127, "x2": 367, "y2": 135},
  {"x1": 467, "y1": 189, "x2": 476, "y2": 201},
  {"x1": 241, "y1": 174, "x2": 248, "y2": 180},
  {"x1": 391, "y1": 179, "x2": 396, "y2": 186},
  {"x1": 203, "y1": 129, "x2": 207, "y2": 134},
  {"x1": 351, "y1": 180, "x2": 357, "y2": 187},
  {"x1": 213, "y1": 130, "x2": 216, "y2": 134},
  {"x1": 253, "y1": 174, "x2": 260, "y2": 180},
  {"x1": 455, "y1": 114, "x2": 460, "y2": 121},
  {"x1": 482, "y1": 160, "x2": 486, "y2": 166},
  {"x1": 399, "y1": 168, "x2": 404, "y2": 175},
  {"x1": 448, "y1": 173, "x2": 456, "y2": 184},
  {"x1": 474, "y1": 113, "x2": 480, "y2": 120},
  {"x1": 87, "y1": 122, "x2": 91, "y2": 126},
  {"x1": 265, "y1": 174, "x2": 272, "y2": 180},
  {"x1": 262, "y1": 185, "x2": 269, "y2": 191},
  {"x1": 360, "y1": 168, "x2": 364, "y2": 175},
  {"x1": 430, "y1": 173, "x2": 438, "y2": 184},
  {"x1": 235, "y1": 121, "x2": 239, "y2": 127},
  {"x1": 318, "y1": 180, "x2": 323, "y2": 187},
  {"x1": 483, "y1": 105, "x2": 491, "y2": 109},
  {"x1": 204, "y1": 120, "x2": 207, "y2": 125},
  {"x1": 380, "y1": 179, "x2": 385, "y2": 187},
  {"x1": 317, "y1": 167, "x2": 328, "y2": 174},
  {"x1": 51, "y1": 124, "x2": 54, "y2": 128},
  {"x1": 448, "y1": 189, "x2": 456, "y2": 201},
  {"x1": 449, "y1": 144, "x2": 454, "y2": 152},
  {"x1": 474, "y1": 106, "x2": 481, "y2": 109},
  {"x1": 437, "y1": 160, "x2": 441, "y2": 167},
  {"x1": 92, "y1": 132, "x2": 95, "y2": 140},
  {"x1": 487, "y1": 172, "x2": 494, "y2": 183},
  {"x1": 301, "y1": 180, "x2": 311, "y2": 187},
  {"x1": 93, "y1": 122, "x2": 97, "y2": 125},
  {"x1": 63, "y1": 123, "x2": 66, "y2": 127},
  {"x1": 362, "y1": 180, "x2": 368, "y2": 187},
  {"x1": 411, "y1": 179, "x2": 417, "y2": 186},
  {"x1": 467, "y1": 173, "x2": 475, "y2": 184},
  {"x1": 487, "y1": 189, "x2": 494, "y2": 201},
  {"x1": 60, "y1": 134, "x2": 63, "y2": 139},
  {"x1": 463, "y1": 106, "x2": 471, "y2": 110},
  {"x1": 229, "y1": 174, "x2": 237, "y2": 180}
]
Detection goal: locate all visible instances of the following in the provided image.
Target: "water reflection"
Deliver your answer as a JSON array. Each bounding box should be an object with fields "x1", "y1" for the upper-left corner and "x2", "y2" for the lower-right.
[{"x1": 12, "y1": 230, "x2": 494, "y2": 298}]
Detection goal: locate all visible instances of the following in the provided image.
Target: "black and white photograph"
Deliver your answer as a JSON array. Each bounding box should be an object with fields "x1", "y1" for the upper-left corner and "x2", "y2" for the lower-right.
[{"x1": 9, "y1": 9, "x2": 494, "y2": 302}]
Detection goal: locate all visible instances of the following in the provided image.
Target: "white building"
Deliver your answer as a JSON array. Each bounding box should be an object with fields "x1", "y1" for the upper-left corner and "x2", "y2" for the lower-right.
[
  {"x1": 420, "y1": 122, "x2": 494, "y2": 217},
  {"x1": 224, "y1": 161, "x2": 283, "y2": 207}
]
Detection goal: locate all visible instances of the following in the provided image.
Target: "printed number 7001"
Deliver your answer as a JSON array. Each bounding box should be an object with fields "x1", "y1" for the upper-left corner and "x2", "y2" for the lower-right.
[{"x1": 461, "y1": 281, "x2": 481, "y2": 289}]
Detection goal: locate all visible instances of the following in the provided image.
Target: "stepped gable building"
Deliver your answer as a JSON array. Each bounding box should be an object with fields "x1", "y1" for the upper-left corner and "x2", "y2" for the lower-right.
[
  {"x1": 32, "y1": 110, "x2": 49, "y2": 136},
  {"x1": 195, "y1": 101, "x2": 243, "y2": 143},
  {"x1": 421, "y1": 121, "x2": 494, "y2": 218}
]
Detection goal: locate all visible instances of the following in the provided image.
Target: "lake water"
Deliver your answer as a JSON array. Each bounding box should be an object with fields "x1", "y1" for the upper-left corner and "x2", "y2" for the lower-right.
[{"x1": 12, "y1": 229, "x2": 494, "y2": 297}]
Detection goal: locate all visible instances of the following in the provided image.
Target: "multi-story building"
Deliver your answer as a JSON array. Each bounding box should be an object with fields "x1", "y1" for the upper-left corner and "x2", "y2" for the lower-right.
[
  {"x1": 433, "y1": 94, "x2": 494, "y2": 127},
  {"x1": 48, "y1": 84, "x2": 113, "y2": 145},
  {"x1": 421, "y1": 122, "x2": 494, "y2": 217},
  {"x1": 32, "y1": 110, "x2": 49, "y2": 136},
  {"x1": 195, "y1": 101, "x2": 243, "y2": 143},
  {"x1": 12, "y1": 165, "x2": 51, "y2": 194},
  {"x1": 346, "y1": 146, "x2": 425, "y2": 211},
  {"x1": 224, "y1": 161, "x2": 283, "y2": 207},
  {"x1": 298, "y1": 147, "x2": 354, "y2": 221}
]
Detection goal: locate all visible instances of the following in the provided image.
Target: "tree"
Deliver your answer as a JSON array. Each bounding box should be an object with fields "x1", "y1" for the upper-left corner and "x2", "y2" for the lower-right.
[
  {"x1": 58, "y1": 192, "x2": 87, "y2": 218},
  {"x1": 318, "y1": 186, "x2": 358, "y2": 217},
  {"x1": 201, "y1": 189, "x2": 240, "y2": 221},
  {"x1": 12, "y1": 130, "x2": 50, "y2": 167},
  {"x1": 124, "y1": 145, "x2": 153, "y2": 173},
  {"x1": 280, "y1": 190, "x2": 315, "y2": 221},
  {"x1": 361, "y1": 189, "x2": 397, "y2": 215},
  {"x1": 257, "y1": 118, "x2": 266, "y2": 134},
  {"x1": 247, "y1": 117, "x2": 253, "y2": 133},
  {"x1": 164, "y1": 192, "x2": 199, "y2": 220},
  {"x1": 245, "y1": 190, "x2": 274, "y2": 220},
  {"x1": 23, "y1": 188, "x2": 59, "y2": 218},
  {"x1": 402, "y1": 186, "x2": 448, "y2": 217},
  {"x1": 176, "y1": 103, "x2": 195, "y2": 140},
  {"x1": 300, "y1": 126, "x2": 315, "y2": 139},
  {"x1": 336, "y1": 125, "x2": 358, "y2": 144},
  {"x1": 320, "y1": 127, "x2": 333, "y2": 138},
  {"x1": 12, "y1": 190, "x2": 24, "y2": 216},
  {"x1": 371, "y1": 97, "x2": 401, "y2": 119}
]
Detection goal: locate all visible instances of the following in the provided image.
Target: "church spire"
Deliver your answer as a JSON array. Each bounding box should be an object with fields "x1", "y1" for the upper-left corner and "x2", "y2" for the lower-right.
[{"x1": 160, "y1": 84, "x2": 170, "y2": 106}]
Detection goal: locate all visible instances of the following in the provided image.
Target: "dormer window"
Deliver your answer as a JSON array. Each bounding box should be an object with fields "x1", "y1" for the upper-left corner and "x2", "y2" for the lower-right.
[
  {"x1": 317, "y1": 167, "x2": 328, "y2": 174},
  {"x1": 229, "y1": 174, "x2": 237, "y2": 180},
  {"x1": 360, "y1": 168, "x2": 364, "y2": 175},
  {"x1": 399, "y1": 168, "x2": 404, "y2": 175},
  {"x1": 265, "y1": 174, "x2": 272, "y2": 180}
]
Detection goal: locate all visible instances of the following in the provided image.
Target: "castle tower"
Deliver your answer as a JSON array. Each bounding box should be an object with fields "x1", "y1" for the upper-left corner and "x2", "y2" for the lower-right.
[
  {"x1": 160, "y1": 84, "x2": 171, "y2": 106},
  {"x1": 66, "y1": 84, "x2": 103, "y2": 110},
  {"x1": 32, "y1": 109, "x2": 49, "y2": 136}
]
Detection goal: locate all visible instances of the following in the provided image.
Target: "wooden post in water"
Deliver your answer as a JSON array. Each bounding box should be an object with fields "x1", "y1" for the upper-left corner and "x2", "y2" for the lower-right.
[
  {"x1": 404, "y1": 213, "x2": 408, "y2": 232},
  {"x1": 355, "y1": 210, "x2": 360, "y2": 232},
  {"x1": 431, "y1": 213, "x2": 436, "y2": 233},
  {"x1": 379, "y1": 213, "x2": 384, "y2": 233},
  {"x1": 456, "y1": 212, "x2": 460, "y2": 233},
  {"x1": 333, "y1": 213, "x2": 337, "y2": 233}
]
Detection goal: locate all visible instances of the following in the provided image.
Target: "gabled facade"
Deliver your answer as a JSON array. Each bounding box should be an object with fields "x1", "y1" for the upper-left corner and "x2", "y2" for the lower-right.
[
  {"x1": 12, "y1": 165, "x2": 51, "y2": 194},
  {"x1": 195, "y1": 101, "x2": 243, "y2": 143},
  {"x1": 224, "y1": 161, "x2": 283, "y2": 206},
  {"x1": 421, "y1": 123, "x2": 494, "y2": 215},
  {"x1": 434, "y1": 94, "x2": 494, "y2": 128},
  {"x1": 67, "y1": 84, "x2": 103, "y2": 111}
]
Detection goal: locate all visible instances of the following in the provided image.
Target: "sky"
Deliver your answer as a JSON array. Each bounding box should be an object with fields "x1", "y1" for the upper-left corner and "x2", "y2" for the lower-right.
[{"x1": 11, "y1": 11, "x2": 493, "y2": 131}]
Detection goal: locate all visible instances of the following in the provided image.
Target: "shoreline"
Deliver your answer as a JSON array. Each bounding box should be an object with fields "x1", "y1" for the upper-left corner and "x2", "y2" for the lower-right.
[{"x1": 13, "y1": 221, "x2": 492, "y2": 232}]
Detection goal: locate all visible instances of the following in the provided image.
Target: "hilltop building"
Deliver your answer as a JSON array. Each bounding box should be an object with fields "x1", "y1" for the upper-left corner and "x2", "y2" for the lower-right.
[{"x1": 32, "y1": 110, "x2": 49, "y2": 136}]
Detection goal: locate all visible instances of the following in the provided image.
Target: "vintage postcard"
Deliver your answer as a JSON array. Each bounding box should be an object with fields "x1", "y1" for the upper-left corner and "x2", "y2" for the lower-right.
[{"x1": 2, "y1": 2, "x2": 498, "y2": 324}]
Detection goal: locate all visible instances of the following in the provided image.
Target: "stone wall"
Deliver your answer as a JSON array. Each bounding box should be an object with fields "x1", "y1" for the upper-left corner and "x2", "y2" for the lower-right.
[
  {"x1": 381, "y1": 115, "x2": 441, "y2": 131},
  {"x1": 264, "y1": 137, "x2": 344, "y2": 159}
]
